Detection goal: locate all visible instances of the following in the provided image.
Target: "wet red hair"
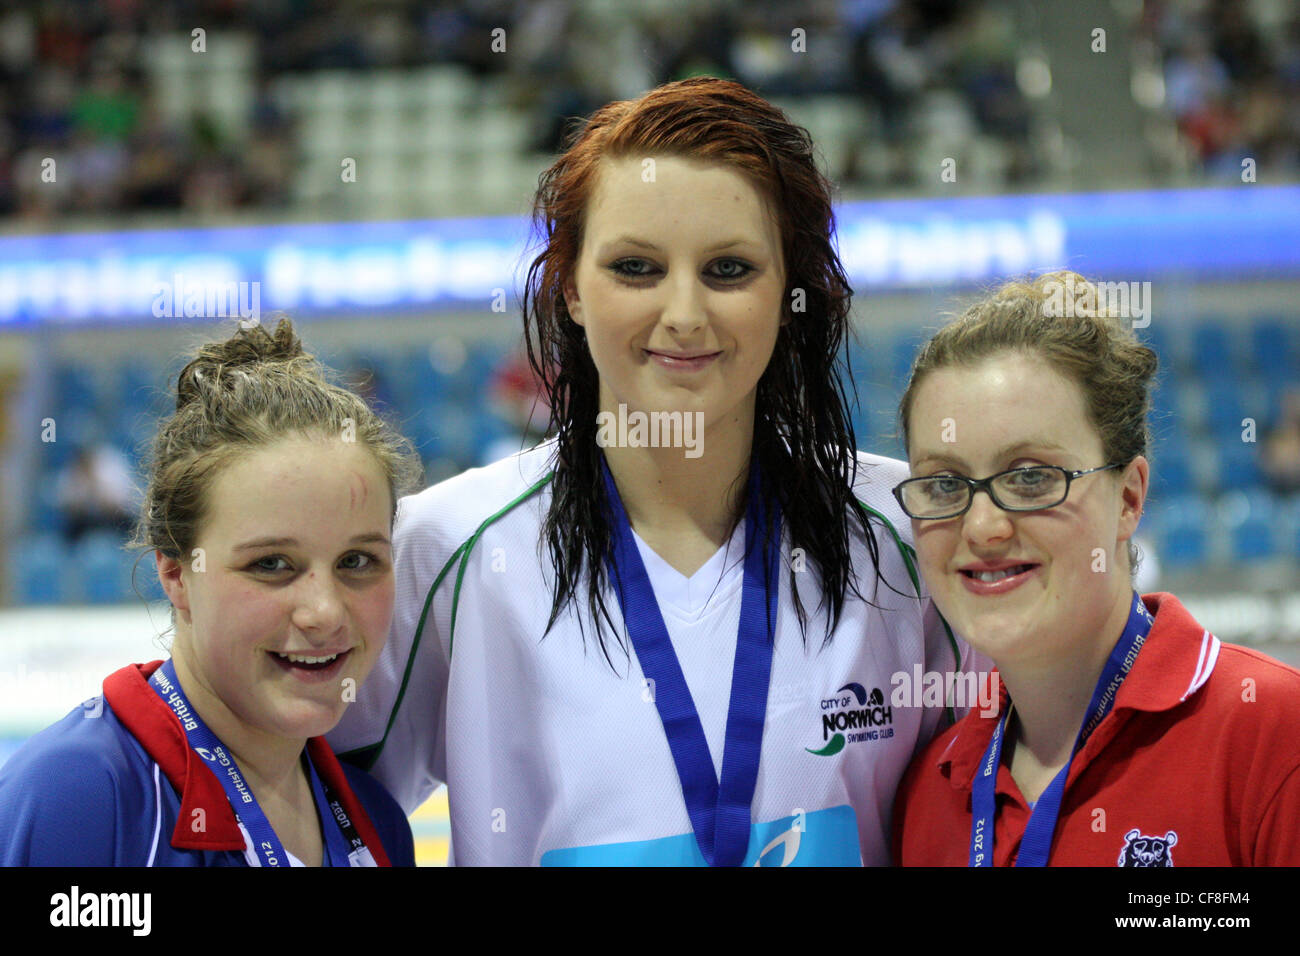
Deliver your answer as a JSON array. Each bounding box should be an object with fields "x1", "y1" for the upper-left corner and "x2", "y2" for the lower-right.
[
  {"x1": 525, "y1": 75, "x2": 846, "y2": 344},
  {"x1": 522, "y1": 76, "x2": 898, "y2": 664}
]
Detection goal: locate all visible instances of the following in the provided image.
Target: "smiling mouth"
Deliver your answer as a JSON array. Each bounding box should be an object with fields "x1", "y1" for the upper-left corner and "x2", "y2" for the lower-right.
[
  {"x1": 960, "y1": 564, "x2": 1037, "y2": 583},
  {"x1": 644, "y1": 349, "x2": 721, "y2": 370},
  {"x1": 269, "y1": 649, "x2": 351, "y2": 671}
]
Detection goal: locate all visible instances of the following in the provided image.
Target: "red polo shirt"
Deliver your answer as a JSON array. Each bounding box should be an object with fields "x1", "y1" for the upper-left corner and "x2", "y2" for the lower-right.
[{"x1": 893, "y1": 593, "x2": 1300, "y2": 866}]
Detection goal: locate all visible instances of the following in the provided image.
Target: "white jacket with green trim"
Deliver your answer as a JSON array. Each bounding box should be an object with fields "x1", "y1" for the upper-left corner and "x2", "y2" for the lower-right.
[{"x1": 327, "y1": 442, "x2": 982, "y2": 865}]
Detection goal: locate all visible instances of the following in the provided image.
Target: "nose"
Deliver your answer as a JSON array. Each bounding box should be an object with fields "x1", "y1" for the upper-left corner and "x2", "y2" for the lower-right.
[
  {"x1": 961, "y1": 487, "x2": 1015, "y2": 547},
  {"x1": 291, "y1": 570, "x2": 346, "y2": 637},
  {"x1": 661, "y1": 270, "x2": 706, "y2": 336}
]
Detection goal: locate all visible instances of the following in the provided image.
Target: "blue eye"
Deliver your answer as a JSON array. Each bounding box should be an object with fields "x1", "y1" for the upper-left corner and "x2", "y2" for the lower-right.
[
  {"x1": 251, "y1": 556, "x2": 290, "y2": 573},
  {"x1": 925, "y1": 476, "x2": 967, "y2": 501},
  {"x1": 710, "y1": 259, "x2": 752, "y2": 280},
  {"x1": 1007, "y1": 468, "x2": 1048, "y2": 486},
  {"x1": 340, "y1": 552, "x2": 379, "y2": 571},
  {"x1": 611, "y1": 259, "x2": 656, "y2": 278},
  {"x1": 997, "y1": 467, "x2": 1064, "y2": 500}
]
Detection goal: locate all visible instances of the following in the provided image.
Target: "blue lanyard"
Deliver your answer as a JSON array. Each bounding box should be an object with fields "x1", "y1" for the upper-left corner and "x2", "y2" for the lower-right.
[
  {"x1": 601, "y1": 455, "x2": 780, "y2": 867},
  {"x1": 304, "y1": 750, "x2": 363, "y2": 867},
  {"x1": 969, "y1": 593, "x2": 1155, "y2": 866},
  {"x1": 149, "y1": 658, "x2": 356, "y2": 867}
]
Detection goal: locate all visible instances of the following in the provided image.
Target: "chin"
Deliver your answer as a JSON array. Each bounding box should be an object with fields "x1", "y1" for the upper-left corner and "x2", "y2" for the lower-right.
[
  {"x1": 948, "y1": 608, "x2": 1035, "y2": 664},
  {"x1": 270, "y1": 700, "x2": 346, "y2": 741},
  {"x1": 964, "y1": 629, "x2": 1029, "y2": 666}
]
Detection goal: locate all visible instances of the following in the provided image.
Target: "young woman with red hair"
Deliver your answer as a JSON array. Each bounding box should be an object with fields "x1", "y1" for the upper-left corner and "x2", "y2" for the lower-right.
[{"x1": 329, "y1": 76, "x2": 983, "y2": 866}]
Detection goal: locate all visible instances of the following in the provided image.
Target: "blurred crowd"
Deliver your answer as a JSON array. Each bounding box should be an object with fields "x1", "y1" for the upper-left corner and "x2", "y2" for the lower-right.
[
  {"x1": 0, "y1": 1, "x2": 294, "y2": 219},
  {"x1": 1138, "y1": 0, "x2": 1300, "y2": 177},
  {"x1": 515, "y1": 0, "x2": 1042, "y2": 186},
  {"x1": 2, "y1": 0, "x2": 1297, "y2": 221}
]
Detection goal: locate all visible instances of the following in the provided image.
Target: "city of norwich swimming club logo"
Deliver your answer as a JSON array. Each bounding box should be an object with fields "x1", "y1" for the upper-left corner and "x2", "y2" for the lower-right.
[{"x1": 807, "y1": 683, "x2": 894, "y2": 755}]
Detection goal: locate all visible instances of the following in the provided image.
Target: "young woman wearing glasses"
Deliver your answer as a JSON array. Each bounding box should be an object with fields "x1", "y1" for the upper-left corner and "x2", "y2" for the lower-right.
[{"x1": 890, "y1": 272, "x2": 1300, "y2": 866}]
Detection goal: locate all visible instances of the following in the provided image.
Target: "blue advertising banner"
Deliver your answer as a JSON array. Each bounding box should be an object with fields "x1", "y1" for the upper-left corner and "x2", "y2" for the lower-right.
[{"x1": 1, "y1": 185, "x2": 1296, "y2": 327}]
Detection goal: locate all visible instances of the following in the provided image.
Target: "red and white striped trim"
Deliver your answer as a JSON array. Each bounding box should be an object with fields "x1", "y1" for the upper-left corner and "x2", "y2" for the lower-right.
[{"x1": 1180, "y1": 630, "x2": 1221, "y2": 702}]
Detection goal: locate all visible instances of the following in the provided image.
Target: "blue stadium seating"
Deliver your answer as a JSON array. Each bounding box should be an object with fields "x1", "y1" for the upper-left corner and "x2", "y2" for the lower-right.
[
  {"x1": 1288, "y1": 499, "x2": 1300, "y2": 559},
  {"x1": 1204, "y1": 381, "x2": 1247, "y2": 438},
  {"x1": 1251, "y1": 319, "x2": 1293, "y2": 374},
  {"x1": 1191, "y1": 323, "x2": 1236, "y2": 374},
  {"x1": 32, "y1": 500, "x2": 62, "y2": 535},
  {"x1": 890, "y1": 332, "x2": 924, "y2": 389},
  {"x1": 77, "y1": 531, "x2": 135, "y2": 604},
  {"x1": 53, "y1": 363, "x2": 97, "y2": 411},
  {"x1": 854, "y1": 381, "x2": 901, "y2": 450},
  {"x1": 1221, "y1": 491, "x2": 1278, "y2": 563},
  {"x1": 404, "y1": 353, "x2": 451, "y2": 407},
  {"x1": 11, "y1": 533, "x2": 66, "y2": 604},
  {"x1": 1138, "y1": 323, "x2": 1171, "y2": 365},
  {"x1": 1152, "y1": 495, "x2": 1211, "y2": 568},
  {"x1": 471, "y1": 410, "x2": 510, "y2": 462},
  {"x1": 1150, "y1": 439, "x2": 1194, "y2": 496},
  {"x1": 1218, "y1": 441, "x2": 1264, "y2": 491},
  {"x1": 131, "y1": 559, "x2": 167, "y2": 603},
  {"x1": 846, "y1": 333, "x2": 886, "y2": 388},
  {"x1": 465, "y1": 343, "x2": 502, "y2": 387},
  {"x1": 10, "y1": 317, "x2": 1298, "y2": 607},
  {"x1": 40, "y1": 416, "x2": 83, "y2": 471}
]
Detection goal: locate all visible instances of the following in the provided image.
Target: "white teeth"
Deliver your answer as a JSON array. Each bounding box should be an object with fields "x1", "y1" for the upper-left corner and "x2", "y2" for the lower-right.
[
  {"x1": 973, "y1": 566, "x2": 1026, "y2": 582},
  {"x1": 275, "y1": 652, "x2": 339, "y2": 665}
]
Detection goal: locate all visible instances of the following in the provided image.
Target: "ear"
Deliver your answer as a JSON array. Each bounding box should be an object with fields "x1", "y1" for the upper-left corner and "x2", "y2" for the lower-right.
[
  {"x1": 155, "y1": 549, "x2": 192, "y2": 623},
  {"x1": 562, "y1": 274, "x2": 584, "y2": 328},
  {"x1": 1116, "y1": 455, "x2": 1149, "y2": 545}
]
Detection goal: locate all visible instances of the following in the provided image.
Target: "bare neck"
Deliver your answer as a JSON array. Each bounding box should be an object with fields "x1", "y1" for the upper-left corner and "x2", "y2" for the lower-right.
[
  {"x1": 998, "y1": 587, "x2": 1137, "y2": 768},
  {"x1": 600, "y1": 398, "x2": 754, "y2": 552}
]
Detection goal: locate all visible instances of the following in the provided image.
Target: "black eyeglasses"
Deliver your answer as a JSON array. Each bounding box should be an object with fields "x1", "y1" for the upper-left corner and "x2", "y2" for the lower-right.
[{"x1": 892, "y1": 464, "x2": 1123, "y2": 520}]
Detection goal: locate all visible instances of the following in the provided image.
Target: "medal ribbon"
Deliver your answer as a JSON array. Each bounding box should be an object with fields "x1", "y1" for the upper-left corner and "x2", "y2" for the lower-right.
[
  {"x1": 149, "y1": 658, "x2": 366, "y2": 867},
  {"x1": 602, "y1": 454, "x2": 780, "y2": 866},
  {"x1": 969, "y1": 592, "x2": 1155, "y2": 866}
]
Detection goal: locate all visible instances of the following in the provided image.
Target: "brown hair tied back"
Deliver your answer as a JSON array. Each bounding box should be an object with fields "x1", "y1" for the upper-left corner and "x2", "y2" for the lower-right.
[
  {"x1": 173, "y1": 315, "x2": 314, "y2": 412},
  {"x1": 131, "y1": 316, "x2": 423, "y2": 571}
]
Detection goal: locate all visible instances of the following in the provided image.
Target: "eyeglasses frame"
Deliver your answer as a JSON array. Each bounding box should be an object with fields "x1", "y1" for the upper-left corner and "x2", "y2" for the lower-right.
[{"x1": 891, "y1": 463, "x2": 1125, "y2": 520}]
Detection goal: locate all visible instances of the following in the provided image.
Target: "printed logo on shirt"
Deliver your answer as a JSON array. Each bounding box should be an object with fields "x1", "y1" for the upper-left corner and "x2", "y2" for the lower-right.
[
  {"x1": 1118, "y1": 829, "x2": 1178, "y2": 867},
  {"x1": 806, "y1": 682, "x2": 894, "y2": 756}
]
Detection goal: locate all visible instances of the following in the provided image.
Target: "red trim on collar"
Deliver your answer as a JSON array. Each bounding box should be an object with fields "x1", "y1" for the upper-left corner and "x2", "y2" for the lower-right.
[
  {"x1": 104, "y1": 661, "x2": 393, "y2": 865},
  {"x1": 305, "y1": 738, "x2": 393, "y2": 867},
  {"x1": 1113, "y1": 593, "x2": 1216, "y2": 713},
  {"x1": 934, "y1": 592, "x2": 1216, "y2": 792},
  {"x1": 104, "y1": 661, "x2": 246, "y2": 851},
  {"x1": 937, "y1": 668, "x2": 1010, "y2": 792}
]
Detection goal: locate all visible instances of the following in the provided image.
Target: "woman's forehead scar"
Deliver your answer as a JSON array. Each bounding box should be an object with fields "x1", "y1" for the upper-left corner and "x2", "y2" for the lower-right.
[{"x1": 348, "y1": 470, "x2": 369, "y2": 510}]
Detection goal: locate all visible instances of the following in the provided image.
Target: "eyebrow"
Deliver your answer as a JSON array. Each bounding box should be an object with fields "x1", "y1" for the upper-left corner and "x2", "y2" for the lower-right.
[
  {"x1": 914, "y1": 440, "x2": 1071, "y2": 470},
  {"x1": 233, "y1": 533, "x2": 391, "y2": 551},
  {"x1": 600, "y1": 236, "x2": 759, "y2": 254}
]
